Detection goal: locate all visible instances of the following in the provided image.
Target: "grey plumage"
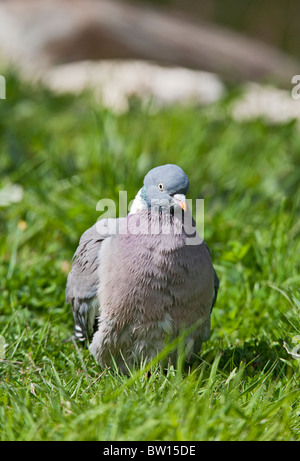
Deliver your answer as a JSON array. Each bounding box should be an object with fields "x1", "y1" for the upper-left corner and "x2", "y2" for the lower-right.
[
  {"x1": 65, "y1": 218, "x2": 124, "y2": 341},
  {"x1": 66, "y1": 164, "x2": 219, "y2": 372}
]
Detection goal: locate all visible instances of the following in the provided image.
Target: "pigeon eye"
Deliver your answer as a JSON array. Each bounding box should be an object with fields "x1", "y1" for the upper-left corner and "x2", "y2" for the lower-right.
[{"x1": 158, "y1": 183, "x2": 164, "y2": 191}]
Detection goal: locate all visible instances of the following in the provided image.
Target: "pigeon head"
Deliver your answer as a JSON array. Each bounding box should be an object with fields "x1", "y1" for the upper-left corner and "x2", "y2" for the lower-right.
[{"x1": 141, "y1": 164, "x2": 189, "y2": 212}]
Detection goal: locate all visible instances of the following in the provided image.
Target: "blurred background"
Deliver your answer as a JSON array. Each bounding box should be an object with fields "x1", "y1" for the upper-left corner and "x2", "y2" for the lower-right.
[
  {"x1": 1, "y1": 0, "x2": 300, "y2": 116},
  {"x1": 0, "y1": 0, "x2": 299, "y2": 83}
]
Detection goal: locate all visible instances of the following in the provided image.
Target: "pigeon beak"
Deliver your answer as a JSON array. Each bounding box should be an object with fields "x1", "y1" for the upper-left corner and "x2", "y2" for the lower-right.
[{"x1": 172, "y1": 194, "x2": 187, "y2": 211}]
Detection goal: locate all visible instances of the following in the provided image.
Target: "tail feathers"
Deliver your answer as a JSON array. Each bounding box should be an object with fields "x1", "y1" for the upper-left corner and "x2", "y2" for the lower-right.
[{"x1": 74, "y1": 324, "x2": 87, "y2": 342}]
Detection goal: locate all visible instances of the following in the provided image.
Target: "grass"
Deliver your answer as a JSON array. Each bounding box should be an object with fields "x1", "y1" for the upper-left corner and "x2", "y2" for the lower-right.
[{"x1": 0, "y1": 69, "x2": 300, "y2": 441}]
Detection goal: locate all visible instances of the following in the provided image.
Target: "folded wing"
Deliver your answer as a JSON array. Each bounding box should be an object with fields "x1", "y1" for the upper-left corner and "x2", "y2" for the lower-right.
[{"x1": 65, "y1": 218, "x2": 122, "y2": 341}]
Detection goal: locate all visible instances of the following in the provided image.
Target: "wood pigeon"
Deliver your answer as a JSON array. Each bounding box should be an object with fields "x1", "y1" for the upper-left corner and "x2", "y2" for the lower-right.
[{"x1": 66, "y1": 164, "x2": 219, "y2": 372}]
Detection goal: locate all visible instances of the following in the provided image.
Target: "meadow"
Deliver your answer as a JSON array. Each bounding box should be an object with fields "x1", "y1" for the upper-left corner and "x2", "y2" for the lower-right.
[{"x1": 0, "y1": 70, "x2": 299, "y2": 441}]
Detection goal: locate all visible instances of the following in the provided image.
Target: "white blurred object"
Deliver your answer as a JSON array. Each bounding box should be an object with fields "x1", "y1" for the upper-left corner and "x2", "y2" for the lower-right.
[
  {"x1": 37, "y1": 60, "x2": 225, "y2": 113},
  {"x1": 231, "y1": 83, "x2": 300, "y2": 124},
  {"x1": 0, "y1": 335, "x2": 7, "y2": 359},
  {"x1": 0, "y1": 184, "x2": 23, "y2": 207}
]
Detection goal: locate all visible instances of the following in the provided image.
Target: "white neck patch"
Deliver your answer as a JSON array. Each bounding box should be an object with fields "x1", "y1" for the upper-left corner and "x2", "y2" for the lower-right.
[{"x1": 128, "y1": 188, "x2": 148, "y2": 215}]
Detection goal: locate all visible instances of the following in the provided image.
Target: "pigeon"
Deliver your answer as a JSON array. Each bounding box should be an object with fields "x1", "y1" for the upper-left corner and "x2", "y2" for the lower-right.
[{"x1": 66, "y1": 164, "x2": 219, "y2": 372}]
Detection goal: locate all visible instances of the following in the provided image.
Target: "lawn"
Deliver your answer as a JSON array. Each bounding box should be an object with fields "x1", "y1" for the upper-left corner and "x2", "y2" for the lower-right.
[{"x1": 0, "y1": 70, "x2": 300, "y2": 441}]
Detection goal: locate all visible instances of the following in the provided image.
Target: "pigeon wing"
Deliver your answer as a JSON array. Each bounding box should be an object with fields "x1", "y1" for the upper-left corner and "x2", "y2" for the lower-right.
[
  {"x1": 65, "y1": 218, "x2": 121, "y2": 341},
  {"x1": 202, "y1": 240, "x2": 219, "y2": 312},
  {"x1": 190, "y1": 214, "x2": 219, "y2": 312}
]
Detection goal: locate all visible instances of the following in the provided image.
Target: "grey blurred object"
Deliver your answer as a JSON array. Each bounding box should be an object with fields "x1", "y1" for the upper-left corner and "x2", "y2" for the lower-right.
[
  {"x1": 0, "y1": 0, "x2": 298, "y2": 86},
  {"x1": 66, "y1": 164, "x2": 219, "y2": 372}
]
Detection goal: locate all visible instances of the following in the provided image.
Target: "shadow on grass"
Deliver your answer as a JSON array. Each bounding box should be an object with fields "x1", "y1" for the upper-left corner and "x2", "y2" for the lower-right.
[{"x1": 199, "y1": 338, "x2": 286, "y2": 378}]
